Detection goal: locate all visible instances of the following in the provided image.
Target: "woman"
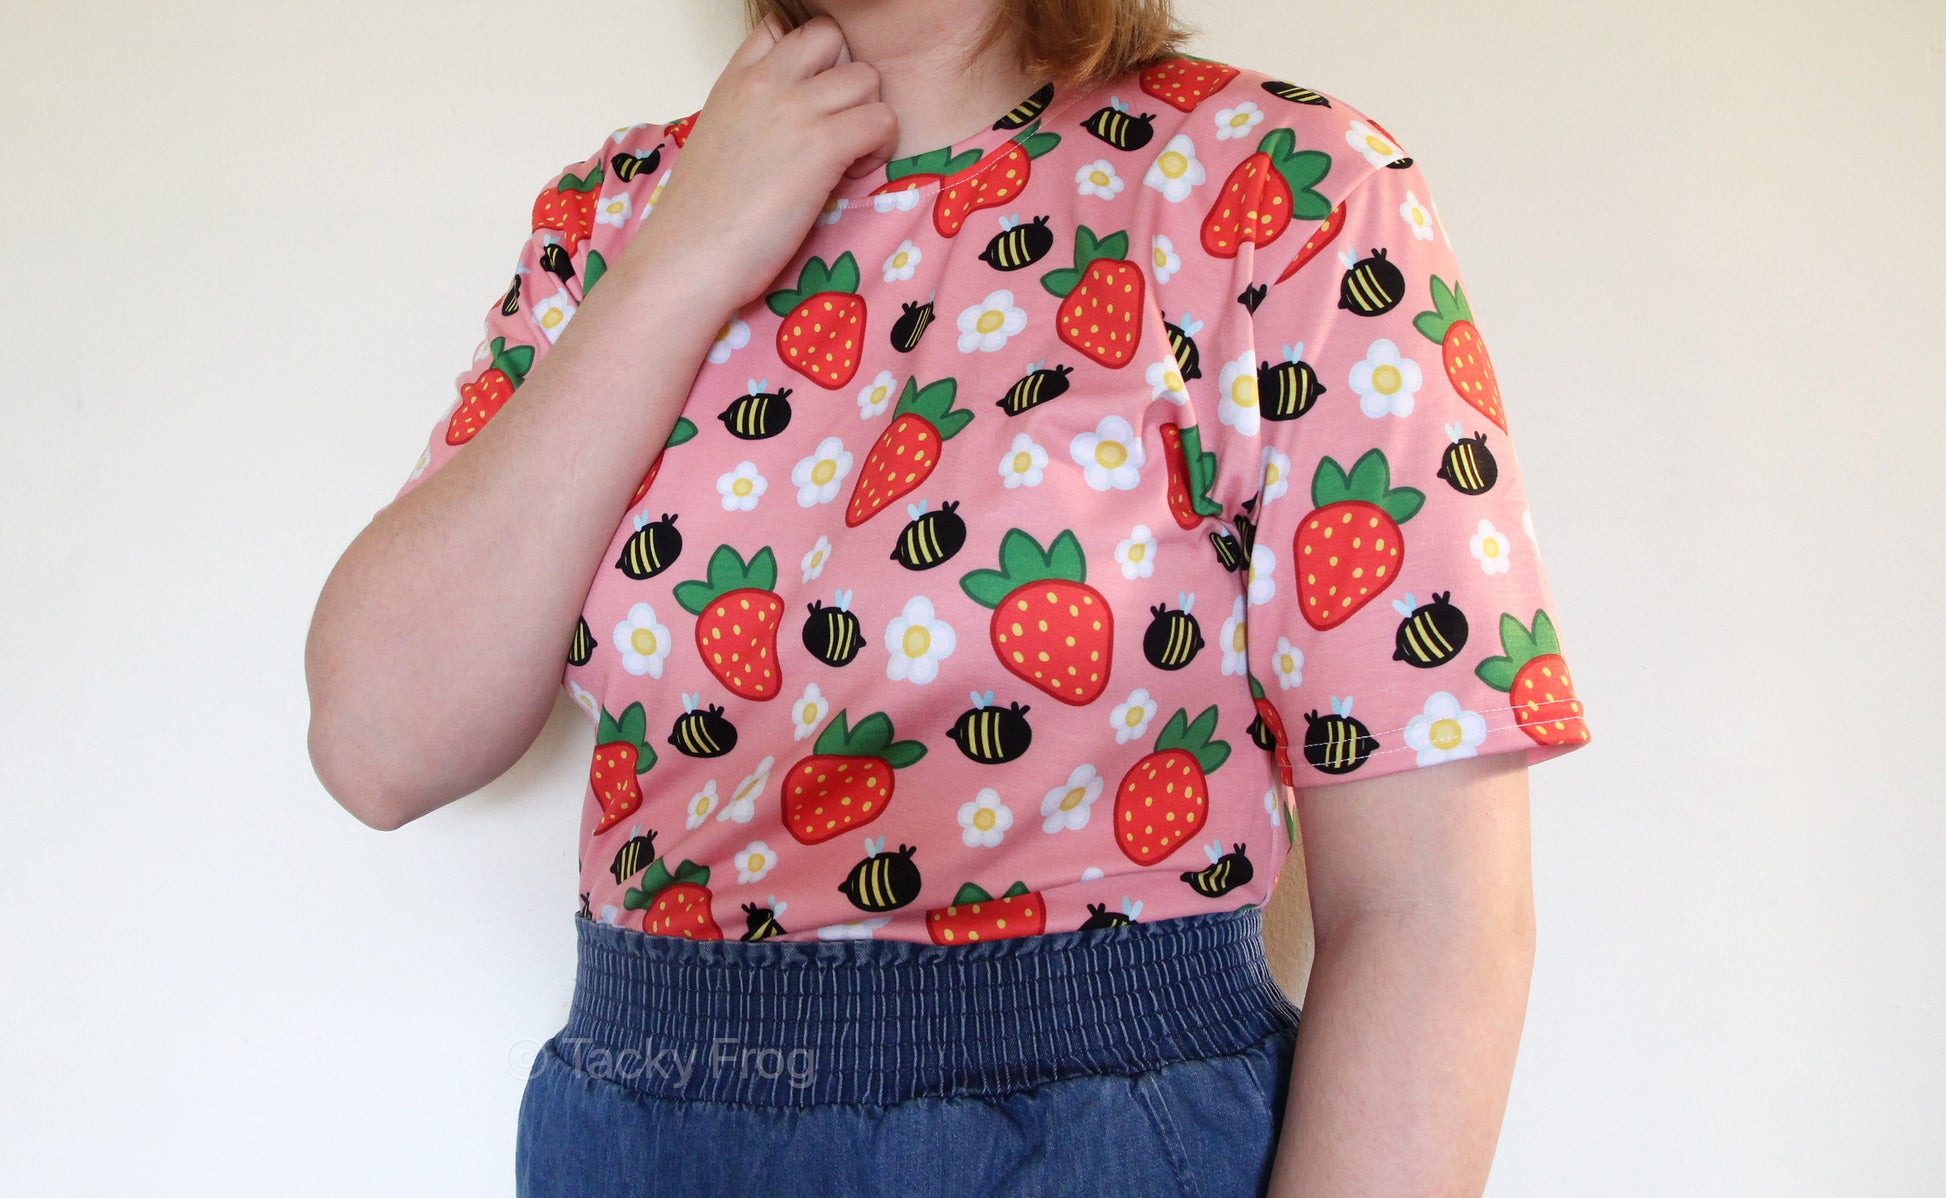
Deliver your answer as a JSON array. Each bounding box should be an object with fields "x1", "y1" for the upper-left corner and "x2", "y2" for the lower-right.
[{"x1": 306, "y1": 0, "x2": 1594, "y2": 1193}]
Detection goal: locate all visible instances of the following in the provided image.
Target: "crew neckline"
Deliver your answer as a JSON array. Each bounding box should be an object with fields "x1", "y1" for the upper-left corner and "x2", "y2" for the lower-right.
[{"x1": 822, "y1": 75, "x2": 1090, "y2": 204}]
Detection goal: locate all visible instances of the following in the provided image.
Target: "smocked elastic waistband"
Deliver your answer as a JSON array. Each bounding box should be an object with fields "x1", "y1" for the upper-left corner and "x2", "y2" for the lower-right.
[{"x1": 550, "y1": 906, "x2": 1302, "y2": 1108}]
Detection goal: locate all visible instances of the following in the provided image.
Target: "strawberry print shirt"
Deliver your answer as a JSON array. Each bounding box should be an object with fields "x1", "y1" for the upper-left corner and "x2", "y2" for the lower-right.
[{"x1": 382, "y1": 57, "x2": 1593, "y2": 945}]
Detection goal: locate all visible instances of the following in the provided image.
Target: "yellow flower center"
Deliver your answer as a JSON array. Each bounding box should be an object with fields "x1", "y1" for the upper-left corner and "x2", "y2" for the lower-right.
[
  {"x1": 1483, "y1": 538, "x2": 1502, "y2": 559},
  {"x1": 1158, "y1": 150, "x2": 1187, "y2": 178},
  {"x1": 1231, "y1": 374, "x2": 1258, "y2": 408},
  {"x1": 902, "y1": 626, "x2": 931, "y2": 658},
  {"x1": 1095, "y1": 441, "x2": 1128, "y2": 469},
  {"x1": 1127, "y1": 543, "x2": 1147, "y2": 563},
  {"x1": 1231, "y1": 625, "x2": 1248, "y2": 652},
  {"x1": 974, "y1": 809, "x2": 996, "y2": 831},
  {"x1": 1429, "y1": 717, "x2": 1464, "y2": 751},
  {"x1": 747, "y1": 852, "x2": 767, "y2": 871},
  {"x1": 811, "y1": 459, "x2": 837, "y2": 486},
  {"x1": 1123, "y1": 706, "x2": 1146, "y2": 728},
  {"x1": 1372, "y1": 363, "x2": 1402, "y2": 394},
  {"x1": 892, "y1": 251, "x2": 910, "y2": 268},
  {"x1": 1012, "y1": 451, "x2": 1033, "y2": 473},
  {"x1": 800, "y1": 701, "x2": 820, "y2": 724},
  {"x1": 540, "y1": 309, "x2": 565, "y2": 331},
  {"x1": 630, "y1": 628, "x2": 657, "y2": 655},
  {"x1": 732, "y1": 478, "x2": 753, "y2": 497},
  {"x1": 1277, "y1": 651, "x2": 1295, "y2": 675},
  {"x1": 715, "y1": 321, "x2": 734, "y2": 343},
  {"x1": 1061, "y1": 786, "x2": 1088, "y2": 811},
  {"x1": 1365, "y1": 133, "x2": 1394, "y2": 155},
  {"x1": 1266, "y1": 462, "x2": 1283, "y2": 488},
  {"x1": 868, "y1": 385, "x2": 888, "y2": 406},
  {"x1": 1153, "y1": 247, "x2": 1170, "y2": 268},
  {"x1": 1229, "y1": 111, "x2": 1251, "y2": 128},
  {"x1": 1090, "y1": 169, "x2": 1111, "y2": 187},
  {"x1": 977, "y1": 309, "x2": 1006, "y2": 334}
]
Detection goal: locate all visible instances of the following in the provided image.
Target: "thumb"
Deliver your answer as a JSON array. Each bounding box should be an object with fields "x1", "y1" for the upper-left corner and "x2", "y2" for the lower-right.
[{"x1": 728, "y1": 11, "x2": 788, "y2": 70}]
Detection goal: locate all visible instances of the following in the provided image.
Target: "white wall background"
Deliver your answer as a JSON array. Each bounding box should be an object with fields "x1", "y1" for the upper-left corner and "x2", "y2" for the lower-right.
[{"x1": 4, "y1": 1, "x2": 1942, "y2": 1193}]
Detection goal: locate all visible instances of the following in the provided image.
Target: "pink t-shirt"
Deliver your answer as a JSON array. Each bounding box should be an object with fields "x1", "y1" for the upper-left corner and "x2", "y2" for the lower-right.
[{"x1": 383, "y1": 56, "x2": 1593, "y2": 944}]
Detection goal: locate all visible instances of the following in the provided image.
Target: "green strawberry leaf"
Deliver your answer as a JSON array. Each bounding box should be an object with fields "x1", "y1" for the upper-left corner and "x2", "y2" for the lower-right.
[
  {"x1": 897, "y1": 377, "x2": 973, "y2": 440},
  {"x1": 826, "y1": 251, "x2": 861, "y2": 295},
  {"x1": 1474, "y1": 652, "x2": 1518, "y2": 692},
  {"x1": 1044, "y1": 529, "x2": 1087, "y2": 584},
  {"x1": 582, "y1": 248, "x2": 607, "y2": 295},
  {"x1": 618, "y1": 701, "x2": 647, "y2": 751},
  {"x1": 1529, "y1": 609, "x2": 1561, "y2": 657},
  {"x1": 674, "y1": 544, "x2": 775, "y2": 612},
  {"x1": 848, "y1": 711, "x2": 894, "y2": 757},
  {"x1": 1311, "y1": 456, "x2": 1351, "y2": 508},
  {"x1": 666, "y1": 417, "x2": 698, "y2": 448},
  {"x1": 1179, "y1": 426, "x2": 1223, "y2": 517},
  {"x1": 1000, "y1": 880, "x2": 1031, "y2": 898},
  {"x1": 488, "y1": 338, "x2": 536, "y2": 387},
  {"x1": 812, "y1": 710, "x2": 854, "y2": 757},
  {"x1": 886, "y1": 145, "x2": 983, "y2": 180},
  {"x1": 951, "y1": 882, "x2": 995, "y2": 904},
  {"x1": 881, "y1": 740, "x2": 927, "y2": 770}
]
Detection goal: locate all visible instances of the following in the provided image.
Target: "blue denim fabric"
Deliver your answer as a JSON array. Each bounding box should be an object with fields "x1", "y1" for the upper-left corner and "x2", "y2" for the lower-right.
[{"x1": 515, "y1": 906, "x2": 1302, "y2": 1198}]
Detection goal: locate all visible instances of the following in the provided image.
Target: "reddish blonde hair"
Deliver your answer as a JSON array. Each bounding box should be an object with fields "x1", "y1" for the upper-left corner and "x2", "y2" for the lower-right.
[{"x1": 741, "y1": 0, "x2": 1192, "y2": 89}]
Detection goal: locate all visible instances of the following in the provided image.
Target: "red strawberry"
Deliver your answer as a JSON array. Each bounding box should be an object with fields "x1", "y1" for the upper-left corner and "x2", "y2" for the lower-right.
[
  {"x1": 1139, "y1": 56, "x2": 1241, "y2": 112},
  {"x1": 1245, "y1": 677, "x2": 1298, "y2": 849},
  {"x1": 933, "y1": 121, "x2": 1061, "y2": 237},
  {"x1": 960, "y1": 529, "x2": 1114, "y2": 706},
  {"x1": 1159, "y1": 423, "x2": 1222, "y2": 530},
  {"x1": 1114, "y1": 707, "x2": 1230, "y2": 866},
  {"x1": 1413, "y1": 275, "x2": 1505, "y2": 430},
  {"x1": 445, "y1": 336, "x2": 533, "y2": 445},
  {"x1": 623, "y1": 857, "x2": 722, "y2": 940},
  {"x1": 1276, "y1": 199, "x2": 1346, "y2": 283},
  {"x1": 1474, "y1": 610, "x2": 1590, "y2": 747},
  {"x1": 588, "y1": 701, "x2": 657, "y2": 836},
  {"x1": 673, "y1": 545, "x2": 784, "y2": 700},
  {"x1": 926, "y1": 880, "x2": 1046, "y2": 945},
  {"x1": 1294, "y1": 449, "x2": 1425, "y2": 631},
  {"x1": 871, "y1": 145, "x2": 983, "y2": 198},
  {"x1": 1201, "y1": 128, "x2": 1334, "y2": 258},
  {"x1": 531, "y1": 160, "x2": 604, "y2": 256},
  {"x1": 629, "y1": 417, "x2": 697, "y2": 506},
  {"x1": 847, "y1": 376, "x2": 972, "y2": 526},
  {"x1": 781, "y1": 710, "x2": 927, "y2": 845},
  {"x1": 666, "y1": 110, "x2": 699, "y2": 148},
  {"x1": 766, "y1": 253, "x2": 867, "y2": 389},
  {"x1": 1041, "y1": 225, "x2": 1143, "y2": 368}
]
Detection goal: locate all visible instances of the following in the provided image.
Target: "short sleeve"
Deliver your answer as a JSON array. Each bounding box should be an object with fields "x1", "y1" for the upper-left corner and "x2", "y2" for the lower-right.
[
  {"x1": 1224, "y1": 149, "x2": 1593, "y2": 790},
  {"x1": 373, "y1": 129, "x2": 627, "y2": 519}
]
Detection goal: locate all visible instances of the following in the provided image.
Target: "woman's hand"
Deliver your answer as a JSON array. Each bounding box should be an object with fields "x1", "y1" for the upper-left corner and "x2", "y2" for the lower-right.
[{"x1": 624, "y1": 14, "x2": 899, "y2": 314}]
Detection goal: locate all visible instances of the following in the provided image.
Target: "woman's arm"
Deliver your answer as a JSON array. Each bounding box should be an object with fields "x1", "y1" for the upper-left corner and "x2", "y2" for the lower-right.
[{"x1": 1267, "y1": 752, "x2": 1536, "y2": 1197}]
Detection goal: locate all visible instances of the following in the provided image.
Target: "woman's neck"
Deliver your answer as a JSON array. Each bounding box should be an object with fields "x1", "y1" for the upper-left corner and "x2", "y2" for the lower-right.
[{"x1": 813, "y1": 0, "x2": 1045, "y2": 159}]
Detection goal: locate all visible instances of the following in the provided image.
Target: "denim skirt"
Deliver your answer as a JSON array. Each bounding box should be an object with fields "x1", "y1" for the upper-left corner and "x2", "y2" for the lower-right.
[{"x1": 514, "y1": 904, "x2": 1303, "y2": 1198}]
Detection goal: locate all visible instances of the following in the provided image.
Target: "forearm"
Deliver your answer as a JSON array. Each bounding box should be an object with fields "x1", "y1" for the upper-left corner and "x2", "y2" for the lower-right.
[
  {"x1": 1268, "y1": 904, "x2": 1536, "y2": 1197},
  {"x1": 306, "y1": 233, "x2": 729, "y2": 829}
]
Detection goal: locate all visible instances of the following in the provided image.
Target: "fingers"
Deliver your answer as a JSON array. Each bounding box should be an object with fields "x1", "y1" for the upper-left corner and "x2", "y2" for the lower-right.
[
  {"x1": 833, "y1": 102, "x2": 901, "y2": 180},
  {"x1": 727, "y1": 11, "x2": 788, "y2": 71},
  {"x1": 765, "y1": 14, "x2": 848, "y2": 80},
  {"x1": 801, "y1": 60, "x2": 882, "y2": 115}
]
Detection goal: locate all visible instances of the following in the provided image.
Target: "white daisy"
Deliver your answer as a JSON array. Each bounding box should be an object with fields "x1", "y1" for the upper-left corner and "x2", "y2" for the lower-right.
[
  {"x1": 1041, "y1": 765, "x2": 1103, "y2": 834},
  {"x1": 1143, "y1": 135, "x2": 1205, "y2": 202},
  {"x1": 790, "y1": 683, "x2": 829, "y2": 742},
  {"x1": 1265, "y1": 786, "x2": 1284, "y2": 830},
  {"x1": 1219, "y1": 595, "x2": 1249, "y2": 676},
  {"x1": 1346, "y1": 119, "x2": 1405, "y2": 168},
  {"x1": 1146, "y1": 358, "x2": 1189, "y2": 406},
  {"x1": 885, "y1": 596, "x2": 955, "y2": 684},
  {"x1": 873, "y1": 186, "x2": 922, "y2": 214},
  {"x1": 716, "y1": 461, "x2": 766, "y2": 512},
  {"x1": 707, "y1": 316, "x2": 751, "y2": 365},
  {"x1": 1470, "y1": 518, "x2": 1514, "y2": 576},
  {"x1": 594, "y1": 188, "x2": 632, "y2": 230},
  {"x1": 1260, "y1": 446, "x2": 1292, "y2": 501},
  {"x1": 959, "y1": 788, "x2": 1014, "y2": 848},
  {"x1": 1246, "y1": 543, "x2": 1277, "y2": 606},
  {"x1": 1150, "y1": 233, "x2": 1183, "y2": 283},
  {"x1": 1070, "y1": 415, "x2": 1145, "y2": 491},
  {"x1": 998, "y1": 432, "x2": 1048, "y2": 489},
  {"x1": 613, "y1": 602, "x2": 672, "y2": 678},
  {"x1": 1109, "y1": 688, "x2": 1158, "y2": 745},
  {"x1": 1114, "y1": 524, "x2": 1158, "y2": 580},
  {"x1": 531, "y1": 287, "x2": 576, "y2": 345},
  {"x1": 1399, "y1": 190, "x2": 1436, "y2": 241},
  {"x1": 1271, "y1": 636, "x2": 1304, "y2": 690},
  {"x1": 856, "y1": 369, "x2": 897, "y2": 419},
  {"x1": 818, "y1": 914, "x2": 894, "y2": 939},
  {"x1": 1350, "y1": 338, "x2": 1423, "y2": 418},
  {"x1": 1075, "y1": 158, "x2": 1125, "y2": 200},
  {"x1": 1080, "y1": 866, "x2": 1105, "y2": 882},
  {"x1": 801, "y1": 535, "x2": 833, "y2": 583},
  {"x1": 717, "y1": 755, "x2": 775, "y2": 824},
  {"x1": 816, "y1": 196, "x2": 848, "y2": 225},
  {"x1": 1404, "y1": 691, "x2": 1489, "y2": 765},
  {"x1": 639, "y1": 168, "x2": 673, "y2": 218},
  {"x1": 882, "y1": 238, "x2": 923, "y2": 283},
  {"x1": 791, "y1": 436, "x2": 852, "y2": 507},
  {"x1": 1217, "y1": 352, "x2": 1261, "y2": 435},
  {"x1": 956, "y1": 289, "x2": 1028, "y2": 353},
  {"x1": 735, "y1": 840, "x2": 778, "y2": 884},
  {"x1": 567, "y1": 680, "x2": 599, "y2": 723},
  {"x1": 1214, "y1": 100, "x2": 1265, "y2": 141},
  {"x1": 684, "y1": 780, "x2": 719, "y2": 830}
]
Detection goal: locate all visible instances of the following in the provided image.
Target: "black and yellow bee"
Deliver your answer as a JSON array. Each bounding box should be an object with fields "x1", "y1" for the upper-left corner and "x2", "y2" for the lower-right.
[
  {"x1": 1338, "y1": 246, "x2": 1406, "y2": 316},
  {"x1": 1078, "y1": 899, "x2": 1141, "y2": 930},
  {"x1": 838, "y1": 839, "x2": 922, "y2": 912},
  {"x1": 1436, "y1": 425, "x2": 1499, "y2": 495},
  {"x1": 497, "y1": 274, "x2": 523, "y2": 318},
  {"x1": 615, "y1": 512, "x2": 682, "y2": 579},
  {"x1": 802, "y1": 594, "x2": 863, "y2": 666},
  {"x1": 1302, "y1": 699, "x2": 1378, "y2": 775},
  {"x1": 740, "y1": 899, "x2": 788, "y2": 942},
  {"x1": 1391, "y1": 590, "x2": 1470, "y2": 669},
  {"x1": 1232, "y1": 504, "x2": 1259, "y2": 555},
  {"x1": 1246, "y1": 707, "x2": 1279, "y2": 754},
  {"x1": 1143, "y1": 596, "x2": 1206, "y2": 670},
  {"x1": 668, "y1": 696, "x2": 738, "y2": 758},
  {"x1": 994, "y1": 82, "x2": 1055, "y2": 130},
  {"x1": 1260, "y1": 79, "x2": 1331, "y2": 106},
  {"x1": 576, "y1": 891, "x2": 592, "y2": 920},
  {"x1": 947, "y1": 692, "x2": 1034, "y2": 764},
  {"x1": 1258, "y1": 348, "x2": 1326, "y2": 422},
  {"x1": 891, "y1": 500, "x2": 966, "y2": 570},
  {"x1": 1209, "y1": 526, "x2": 1245, "y2": 572},
  {"x1": 608, "y1": 826, "x2": 658, "y2": 884},
  {"x1": 979, "y1": 214, "x2": 1055, "y2": 271},
  {"x1": 537, "y1": 240, "x2": 578, "y2": 286},
  {"x1": 718, "y1": 384, "x2": 793, "y2": 439},
  {"x1": 1237, "y1": 282, "x2": 1268, "y2": 314},
  {"x1": 608, "y1": 141, "x2": 664, "y2": 182},
  {"x1": 1181, "y1": 841, "x2": 1255, "y2": 898},
  {"x1": 568, "y1": 615, "x2": 598, "y2": 667},
  {"x1": 1081, "y1": 102, "x2": 1156, "y2": 151},
  {"x1": 1164, "y1": 314, "x2": 1204, "y2": 380},
  {"x1": 997, "y1": 361, "x2": 1073, "y2": 415},
  {"x1": 891, "y1": 297, "x2": 935, "y2": 352}
]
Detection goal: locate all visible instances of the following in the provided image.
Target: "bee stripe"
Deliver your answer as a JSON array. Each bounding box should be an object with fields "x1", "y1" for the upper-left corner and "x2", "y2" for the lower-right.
[
  {"x1": 1403, "y1": 615, "x2": 1454, "y2": 663},
  {"x1": 1451, "y1": 446, "x2": 1484, "y2": 490},
  {"x1": 825, "y1": 614, "x2": 856, "y2": 660}
]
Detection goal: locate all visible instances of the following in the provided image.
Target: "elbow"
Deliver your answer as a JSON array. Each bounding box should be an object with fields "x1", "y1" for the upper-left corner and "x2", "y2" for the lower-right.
[{"x1": 308, "y1": 716, "x2": 415, "y2": 832}]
